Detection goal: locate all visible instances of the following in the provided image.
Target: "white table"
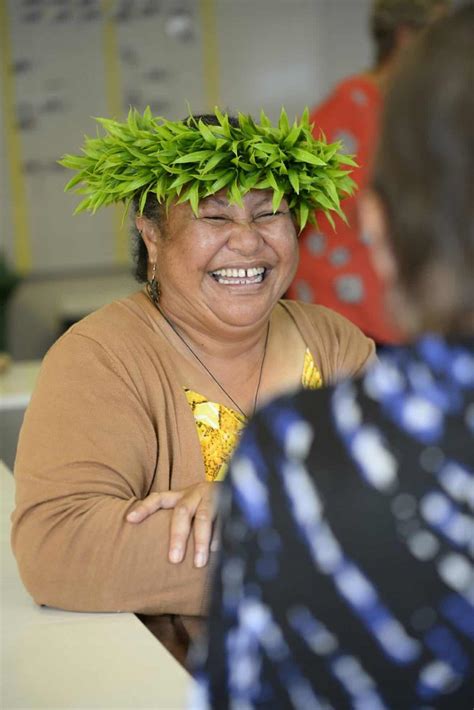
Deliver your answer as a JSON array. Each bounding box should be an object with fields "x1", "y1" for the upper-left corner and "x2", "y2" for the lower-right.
[
  {"x1": 0, "y1": 361, "x2": 42, "y2": 469},
  {"x1": 0, "y1": 462, "x2": 194, "y2": 709}
]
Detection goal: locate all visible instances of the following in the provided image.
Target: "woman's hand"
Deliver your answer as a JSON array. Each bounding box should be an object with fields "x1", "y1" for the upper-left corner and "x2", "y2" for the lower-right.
[{"x1": 126, "y1": 482, "x2": 219, "y2": 568}]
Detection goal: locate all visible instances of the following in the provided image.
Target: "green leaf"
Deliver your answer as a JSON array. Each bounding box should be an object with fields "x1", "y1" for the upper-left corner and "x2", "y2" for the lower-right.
[
  {"x1": 168, "y1": 172, "x2": 194, "y2": 190},
  {"x1": 214, "y1": 106, "x2": 225, "y2": 125},
  {"x1": 143, "y1": 105, "x2": 153, "y2": 123},
  {"x1": 198, "y1": 119, "x2": 217, "y2": 145},
  {"x1": 229, "y1": 180, "x2": 243, "y2": 207},
  {"x1": 238, "y1": 112, "x2": 256, "y2": 135},
  {"x1": 324, "y1": 209, "x2": 336, "y2": 231},
  {"x1": 283, "y1": 123, "x2": 301, "y2": 148},
  {"x1": 288, "y1": 169, "x2": 299, "y2": 194},
  {"x1": 95, "y1": 117, "x2": 126, "y2": 139},
  {"x1": 290, "y1": 148, "x2": 326, "y2": 166},
  {"x1": 235, "y1": 160, "x2": 253, "y2": 172},
  {"x1": 154, "y1": 175, "x2": 169, "y2": 200},
  {"x1": 313, "y1": 190, "x2": 335, "y2": 211},
  {"x1": 139, "y1": 185, "x2": 152, "y2": 214},
  {"x1": 278, "y1": 107, "x2": 290, "y2": 134},
  {"x1": 326, "y1": 168, "x2": 349, "y2": 178},
  {"x1": 322, "y1": 142, "x2": 340, "y2": 162},
  {"x1": 322, "y1": 178, "x2": 339, "y2": 206},
  {"x1": 73, "y1": 196, "x2": 93, "y2": 214},
  {"x1": 64, "y1": 172, "x2": 85, "y2": 191},
  {"x1": 343, "y1": 155, "x2": 358, "y2": 168},
  {"x1": 209, "y1": 170, "x2": 235, "y2": 192},
  {"x1": 173, "y1": 150, "x2": 214, "y2": 164},
  {"x1": 260, "y1": 109, "x2": 272, "y2": 128},
  {"x1": 120, "y1": 175, "x2": 152, "y2": 192},
  {"x1": 272, "y1": 188, "x2": 284, "y2": 213},
  {"x1": 298, "y1": 202, "x2": 309, "y2": 229},
  {"x1": 256, "y1": 143, "x2": 278, "y2": 156},
  {"x1": 214, "y1": 137, "x2": 227, "y2": 150},
  {"x1": 189, "y1": 182, "x2": 200, "y2": 214},
  {"x1": 59, "y1": 154, "x2": 88, "y2": 170},
  {"x1": 338, "y1": 176, "x2": 356, "y2": 195},
  {"x1": 266, "y1": 169, "x2": 279, "y2": 190},
  {"x1": 333, "y1": 152, "x2": 358, "y2": 168},
  {"x1": 240, "y1": 172, "x2": 260, "y2": 190},
  {"x1": 215, "y1": 106, "x2": 232, "y2": 137}
]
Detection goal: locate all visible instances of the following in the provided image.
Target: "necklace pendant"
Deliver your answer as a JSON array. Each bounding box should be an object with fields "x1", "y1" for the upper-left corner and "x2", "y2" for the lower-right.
[{"x1": 150, "y1": 297, "x2": 269, "y2": 420}]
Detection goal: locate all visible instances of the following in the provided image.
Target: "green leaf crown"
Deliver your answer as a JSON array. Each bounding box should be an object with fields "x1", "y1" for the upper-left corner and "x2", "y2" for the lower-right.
[{"x1": 59, "y1": 106, "x2": 357, "y2": 230}]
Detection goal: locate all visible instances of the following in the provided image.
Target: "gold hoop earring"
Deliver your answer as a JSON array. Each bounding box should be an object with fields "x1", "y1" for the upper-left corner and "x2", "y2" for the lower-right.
[{"x1": 146, "y1": 262, "x2": 160, "y2": 306}]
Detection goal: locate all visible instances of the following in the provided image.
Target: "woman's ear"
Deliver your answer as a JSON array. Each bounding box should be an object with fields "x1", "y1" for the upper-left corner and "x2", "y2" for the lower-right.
[
  {"x1": 359, "y1": 189, "x2": 398, "y2": 289},
  {"x1": 135, "y1": 216, "x2": 159, "y2": 265}
]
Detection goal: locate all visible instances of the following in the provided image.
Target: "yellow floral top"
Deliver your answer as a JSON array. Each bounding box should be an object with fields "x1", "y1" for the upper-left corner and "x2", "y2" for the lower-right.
[{"x1": 184, "y1": 348, "x2": 323, "y2": 482}]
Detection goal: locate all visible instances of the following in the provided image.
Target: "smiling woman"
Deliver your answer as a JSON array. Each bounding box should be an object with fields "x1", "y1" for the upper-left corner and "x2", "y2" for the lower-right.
[
  {"x1": 11, "y1": 109, "x2": 375, "y2": 664},
  {"x1": 138, "y1": 188, "x2": 299, "y2": 337}
]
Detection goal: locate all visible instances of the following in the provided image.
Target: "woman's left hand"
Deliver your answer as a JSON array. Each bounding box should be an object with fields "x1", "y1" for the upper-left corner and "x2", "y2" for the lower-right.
[{"x1": 126, "y1": 482, "x2": 219, "y2": 568}]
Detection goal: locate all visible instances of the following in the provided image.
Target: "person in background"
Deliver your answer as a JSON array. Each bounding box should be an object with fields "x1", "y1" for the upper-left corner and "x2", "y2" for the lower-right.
[
  {"x1": 11, "y1": 108, "x2": 374, "y2": 665},
  {"x1": 288, "y1": 0, "x2": 450, "y2": 346},
  {"x1": 197, "y1": 5, "x2": 474, "y2": 707}
]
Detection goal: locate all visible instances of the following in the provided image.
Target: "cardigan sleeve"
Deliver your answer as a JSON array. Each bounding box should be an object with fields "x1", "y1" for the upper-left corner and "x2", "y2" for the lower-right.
[{"x1": 11, "y1": 331, "x2": 211, "y2": 616}]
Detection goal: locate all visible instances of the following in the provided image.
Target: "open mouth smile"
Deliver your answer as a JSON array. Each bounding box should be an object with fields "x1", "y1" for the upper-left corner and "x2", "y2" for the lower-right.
[{"x1": 210, "y1": 267, "x2": 267, "y2": 285}]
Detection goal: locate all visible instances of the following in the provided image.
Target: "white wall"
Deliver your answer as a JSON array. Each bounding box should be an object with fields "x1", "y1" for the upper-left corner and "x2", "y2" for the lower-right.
[
  {"x1": 1, "y1": 0, "x2": 372, "y2": 359},
  {"x1": 1, "y1": 0, "x2": 372, "y2": 277}
]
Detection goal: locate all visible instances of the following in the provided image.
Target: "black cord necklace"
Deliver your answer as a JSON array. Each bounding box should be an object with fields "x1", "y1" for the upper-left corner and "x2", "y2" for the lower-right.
[{"x1": 153, "y1": 300, "x2": 270, "y2": 418}]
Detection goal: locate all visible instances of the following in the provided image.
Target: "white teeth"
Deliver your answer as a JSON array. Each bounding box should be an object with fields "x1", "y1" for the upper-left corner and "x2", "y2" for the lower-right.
[
  {"x1": 247, "y1": 267, "x2": 265, "y2": 277},
  {"x1": 217, "y1": 277, "x2": 264, "y2": 285},
  {"x1": 211, "y1": 266, "x2": 266, "y2": 285},
  {"x1": 212, "y1": 267, "x2": 265, "y2": 278}
]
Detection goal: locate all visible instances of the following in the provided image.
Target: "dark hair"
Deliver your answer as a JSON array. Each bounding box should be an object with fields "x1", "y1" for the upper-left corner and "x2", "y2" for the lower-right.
[
  {"x1": 373, "y1": 5, "x2": 474, "y2": 331},
  {"x1": 132, "y1": 112, "x2": 239, "y2": 284},
  {"x1": 370, "y1": 0, "x2": 451, "y2": 65}
]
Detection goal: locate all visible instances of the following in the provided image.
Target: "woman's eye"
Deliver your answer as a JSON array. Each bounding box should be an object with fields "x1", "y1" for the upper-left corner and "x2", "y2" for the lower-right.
[
  {"x1": 203, "y1": 215, "x2": 228, "y2": 222},
  {"x1": 254, "y1": 211, "x2": 284, "y2": 221}
]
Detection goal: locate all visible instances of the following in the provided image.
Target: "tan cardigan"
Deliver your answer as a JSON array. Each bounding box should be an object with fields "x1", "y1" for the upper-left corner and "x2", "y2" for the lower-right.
[{"x1": 12, "y1": 293, "x2": 374, "y2": 622}]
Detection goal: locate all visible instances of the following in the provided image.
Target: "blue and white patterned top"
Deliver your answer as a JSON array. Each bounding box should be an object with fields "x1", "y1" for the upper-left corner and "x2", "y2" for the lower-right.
[{"x1": 192, "y1": 336, "x2": 474, "y2": 709}]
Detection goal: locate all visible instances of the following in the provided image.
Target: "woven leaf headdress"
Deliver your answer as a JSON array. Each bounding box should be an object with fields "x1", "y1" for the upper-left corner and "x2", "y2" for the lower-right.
[{"x1": 59, "y1": 106, "x2": 357, "y2": 230}]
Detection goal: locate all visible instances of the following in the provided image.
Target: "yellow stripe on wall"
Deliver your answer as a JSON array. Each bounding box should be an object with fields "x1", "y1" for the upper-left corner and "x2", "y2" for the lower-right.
[
  {"x1": 100, "y1": 0, "x2": 129, "y2": 265},
  {"x1": 0, "y1": 0, "x2": 32, "y2": 273},
  {"x1": 199, "y1": 0, "x2": 221, "y2": 110}
]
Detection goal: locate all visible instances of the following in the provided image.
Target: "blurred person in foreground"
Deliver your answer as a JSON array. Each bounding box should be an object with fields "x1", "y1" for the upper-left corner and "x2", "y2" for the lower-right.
[
  {"x1": 288, "y1": 0, "x2": 450, "y2": 346},
  {"x1": 196, "y1": 5, "x2": 474, "y2": 707},
  {"x1": 11, "y1": 107, "x2": 375, "y2": 663}
]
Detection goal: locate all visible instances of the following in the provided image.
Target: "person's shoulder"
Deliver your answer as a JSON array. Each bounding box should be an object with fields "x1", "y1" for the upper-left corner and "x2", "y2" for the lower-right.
[
  {"x1": 280, "y1": 299, "x2": 329, "y2": 318},
  {"x1": 36, "y1": 291, "x2": 162, "y2": 387},
  {"x1": 281, "y1": 299, "x2": 367, "y2": 335},
  {"x1": 64, "y1": 291, "x2": 152, "y2": 342},
  {"x1": 311, "y1": 74, "x2": 376, "y2": 113},
  {"x1": 280, "y1": 299, "x2": 375, "y2": 380},
  {"x1": 310, "y1": 74, "x2": 380, "y2": 142},
  {"x1": 43, "y1": 291, "x2": 158, "y2": 367},
  {"x1": 361, "y1": 336, "x2": 474, "y2": 401},
  {"x1": 331, "y1": 74, "x2": 378, "y2": 102}
]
